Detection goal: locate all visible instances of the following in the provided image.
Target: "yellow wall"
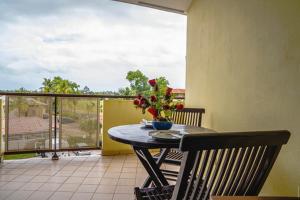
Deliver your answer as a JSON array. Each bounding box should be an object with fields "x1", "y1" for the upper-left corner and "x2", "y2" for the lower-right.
[
  {"x1": 102, "y1": 99, "x2": 151, "y2": 155},
  {"x1": 186, "y1": 0, "x2": 299, "y2": 196}
]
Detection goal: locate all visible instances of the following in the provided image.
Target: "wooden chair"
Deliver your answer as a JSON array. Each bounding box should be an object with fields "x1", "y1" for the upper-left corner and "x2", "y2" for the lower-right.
[
  {"x1": 135, "y1": 130, "x2": 290, "y2": 200},
  {"x1": 153, "y1": 108, "x2": 205, "y2": 165}
]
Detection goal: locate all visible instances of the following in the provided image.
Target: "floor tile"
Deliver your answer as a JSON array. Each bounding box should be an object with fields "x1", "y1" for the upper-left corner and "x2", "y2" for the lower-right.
[
  {"x1": 48, "y1": 176, "x2": 68, "y2": 183},
  {"x1": 100, "y1": 178, "x2": 118, "y2": 186},
  {"x1": 83, "y1": 177, "x2": 101, "y2": 185},
  {"x1": 21, "y1": 182, "x2": 43, "y2": 190},
  {"x1": 71, "y1": 171, "x2": 89, "y2": 177},
  {"x1": 113, "y1": 193, "x2": 134, "y2": 200},
  {"x1": 120, "y1": 172, "x2": 136, "y2": 179},
  {"x1": 77, "y1": 184, "x2": 97, "y2": 193},
  {"x1": 0, "y1": 190, "x2": 14, "y2": 200},
  {"x1": 65, "y1": 177, "x2": 84, "y2": 184},
  {"x1": 27, "y1": 191, "x2": 53, "y2": 200},
  {"x1": 30, "y1": 175, "x2": 51, "y2": 183},
  {"x1": 122, "y1": 167, "x2": 136, "y2": 173},
  {"x1": 1, "y1": 181, "x2": 24, "y2": 190},
  {"x1": 0, "y1": 174, "x2": 18, "y2": 181},
  {"x1": 48, "y1": 191, "x2": 73, "y2": 200},
  {"x1": 123, "y1": 163, "x2": 137, "y2": 168},
  {"x1": 103, "y1": 172, "x2": 120, "y2": 178},
  {"x1": 5, "y1": 190, "x2": 34, "y2": 200},
  {"x1": 115, "y1": 185, "x2": 135, "y2": 194},
  {"x1": 57, "y1": 183, "x2": 80, "y2": 192},
  {"x1": 92, "y1": 193, "x2": 113, "y2": 200},
  {"x1": 38, "y1": 183, "x2": 61, "y2": 191},
  {"x1": 117, "y1": 178, "x2": 136, "y2": 186},
  {"x1": 55, "y1": 171, "x2": 74, "y2": 177},
  {"x1": 70, "y1": 192, "x2": 93, "y2": 200},
  {"x1": 12, "y1": 175, "x2": 34, "y2": 182},
  {"x1": 95, "y1": 185, "x2": 116, "y2": 194}
]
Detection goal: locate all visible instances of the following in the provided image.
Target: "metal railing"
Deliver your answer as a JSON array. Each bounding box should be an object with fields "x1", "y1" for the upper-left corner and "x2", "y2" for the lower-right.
[
  {"x1": 0, "y1": 93, "x2": 135, "y2": 156},
  {"x1": 0, "y1": 92, "x2": 184, "y2": 158}
]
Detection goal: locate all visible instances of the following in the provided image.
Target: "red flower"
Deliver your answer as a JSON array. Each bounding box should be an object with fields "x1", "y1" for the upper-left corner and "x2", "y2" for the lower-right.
[
  {"x1": 166, "y1": 87, "x2": 173, "y2": 95},
  {"x1": 176, "y1": 104, "x2": 184, "y2": 110},
  {"x1": 140, "y1": 98, "x2": 146, "y2": 105},
  {"x1": 148, "y1": 107, "x2": 158, "y2": 118},
  {"x1": 150, "y1": 95, "x2": 157, "y2": 102},
  {"x1": 133, "y1": 99, "x2": 140, "y2": 106},
  {"x1": 137, "y1": 94, "x2": 142, "y2": 99},
  {"x1": 148, "y1": 79, "x2": 156, "y2": 87},
  {"x1": 163, "y1": 105, "x2": 170, "y2": 110}
]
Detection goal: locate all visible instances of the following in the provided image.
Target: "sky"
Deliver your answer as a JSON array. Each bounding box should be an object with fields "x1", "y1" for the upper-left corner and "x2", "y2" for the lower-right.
[{"x1": 0, "y1": 0, "x2": 187, "y2": 92}]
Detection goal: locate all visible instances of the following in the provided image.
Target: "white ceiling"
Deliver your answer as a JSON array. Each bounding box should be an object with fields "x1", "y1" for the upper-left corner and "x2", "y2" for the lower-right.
[{"x1": 113, "y1": 0, "x2": 193, "y2": 15}]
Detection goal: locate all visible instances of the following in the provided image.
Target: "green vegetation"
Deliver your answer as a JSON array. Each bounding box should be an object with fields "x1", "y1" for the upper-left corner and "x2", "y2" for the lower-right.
[
  {"x1": 4, "y1": 153, "x2": 36, "y2": 160},
  {"x1": 1, "y1": 71, "x2": 170, "y2": 97},
  {"x1": 118, "y1": 70, "x2": 169, "y2": 96},
  {"x1": 42, "y1": 76, "x2": 80, "y2": 94}
]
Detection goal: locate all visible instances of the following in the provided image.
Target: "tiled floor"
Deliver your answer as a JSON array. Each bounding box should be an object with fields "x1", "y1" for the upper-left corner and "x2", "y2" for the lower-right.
[{"x1": 0, "y1": 153, "x2": 163, "y2": 200}]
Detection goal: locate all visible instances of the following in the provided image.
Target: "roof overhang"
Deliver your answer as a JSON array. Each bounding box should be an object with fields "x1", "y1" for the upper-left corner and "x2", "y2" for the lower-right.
[{"x1": 113, "y1": 0, "x2": 192, "y2": 15}]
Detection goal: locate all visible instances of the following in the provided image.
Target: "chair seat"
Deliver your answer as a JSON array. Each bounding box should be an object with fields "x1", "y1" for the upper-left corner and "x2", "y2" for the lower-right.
[
  {"x1": 153, "y1": 149, "x2": 183, "y2": 165},
  {"x1": 134, "y1": 185, "x2": 175, "y2": 200}
]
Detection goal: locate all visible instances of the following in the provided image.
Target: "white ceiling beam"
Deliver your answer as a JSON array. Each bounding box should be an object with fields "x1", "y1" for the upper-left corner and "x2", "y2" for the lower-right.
[{"x1": 113, "y1": 0, "x2": 192, "y2": 15}]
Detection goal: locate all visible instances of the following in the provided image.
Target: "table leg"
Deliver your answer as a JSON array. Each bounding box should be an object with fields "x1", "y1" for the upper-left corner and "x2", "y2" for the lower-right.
[{"x1": 133, "y1": 147, "x2": 170, "y2": 188}]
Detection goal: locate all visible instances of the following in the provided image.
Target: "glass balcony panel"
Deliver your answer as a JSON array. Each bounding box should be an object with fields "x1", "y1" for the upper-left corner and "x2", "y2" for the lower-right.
[
  {"x1": 59, "y1": 97, "x2": 99, "y2": 149},
  {"x1": 7, "y1": 96, "x2": 52, "y2": 151}
]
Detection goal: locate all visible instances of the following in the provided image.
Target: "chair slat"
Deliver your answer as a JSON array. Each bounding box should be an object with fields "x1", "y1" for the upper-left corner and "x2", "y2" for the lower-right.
[
  {"x1": 224, "y1": 148, "x2": 246, "y2": 195},
  {"x1": 229, "y1": 147, "x2": 252, "y2": 195},
  {"x1": 197, "y1": 150, "x2": 218, "y2": 200},
  {"x1": 203, "y1": 149, "x2": 226, "y2": 200},
  {"x1": 235, "y1": 146, "x2": 259, "y2": 195},
  {"x1": 190, "y1": 150, "x2": 211, "y2": 199},
  {"x1": 241, "y1": 145, "x2": 265, "y2": 194},
  {"x1": 211, "y1": 148, "x2": 233, "y2": 195},
  {"x1": 184, "y1": 151, "x2": 202, "y2": 199},
  {"x1": 216, "y1": 148, "x2": 239, "y2": 195}
]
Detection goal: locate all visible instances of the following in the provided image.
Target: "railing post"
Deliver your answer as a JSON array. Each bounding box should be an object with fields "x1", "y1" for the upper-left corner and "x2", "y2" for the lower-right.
[
  {"x1": 0, "y1": 98, "x2": 2, "y2": 163},
  {"x1": 52, "y1": 96, "x2": 59, "y2": 160},
  {"x1": 5, "y1": 96, "x2": 9, "y2": 153}
]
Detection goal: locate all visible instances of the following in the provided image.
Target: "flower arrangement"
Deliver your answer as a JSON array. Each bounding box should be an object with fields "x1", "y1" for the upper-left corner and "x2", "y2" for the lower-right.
[{"x1": 133, "y1": 78, "x2": 184, "y2": 122}]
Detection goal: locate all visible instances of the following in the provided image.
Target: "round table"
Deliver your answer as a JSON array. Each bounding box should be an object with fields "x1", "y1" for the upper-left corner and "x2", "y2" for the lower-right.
[
  {"x1": 108, "y1": 124, "x2": 215, "y2": 188},
  {"x1": 108, "y1": 124, "x2": 215, "y2": 148}
]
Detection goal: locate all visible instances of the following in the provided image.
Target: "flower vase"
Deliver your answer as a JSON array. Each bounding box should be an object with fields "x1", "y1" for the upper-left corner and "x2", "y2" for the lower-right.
[{"x1": 152, "y1": 121, "x2": 173, "y2": 130}]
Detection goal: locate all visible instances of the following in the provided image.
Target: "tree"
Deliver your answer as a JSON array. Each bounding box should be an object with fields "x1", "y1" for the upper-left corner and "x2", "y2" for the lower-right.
[
  {"x1": 82, "y1": 86, "x2": 92, "y2": 94},
  {"x1": 41, "y1": 76, "x2": 80, "y2": 94},
  {"x1": 126, "y1": 70, "x2": 150, "y2": 95},
  {"x1": 119, "y1": 70, "x2": 169, "y2": 96},
  {"x1": 118, "y1": 87, "x2": 131, "y2": 96}
]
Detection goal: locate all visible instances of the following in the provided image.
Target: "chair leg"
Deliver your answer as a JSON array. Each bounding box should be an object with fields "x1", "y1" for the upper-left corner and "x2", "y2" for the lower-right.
[{"x1": 134, "y1": 187, "x2": 142, "y2": 200}]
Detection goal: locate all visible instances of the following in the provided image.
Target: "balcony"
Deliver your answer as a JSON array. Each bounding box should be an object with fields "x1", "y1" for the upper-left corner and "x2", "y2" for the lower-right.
[
  {"x1": 0, "y1": 0, "x2": 299, "y2": 198},
  {"x1": 0, "y1": 92, "x2": 180, "y2": 199}
]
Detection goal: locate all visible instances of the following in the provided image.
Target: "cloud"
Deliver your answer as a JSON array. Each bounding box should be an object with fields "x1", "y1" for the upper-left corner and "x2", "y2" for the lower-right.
[{"x1": 0, "y1": 0, "x2": 186, "y2": 91}]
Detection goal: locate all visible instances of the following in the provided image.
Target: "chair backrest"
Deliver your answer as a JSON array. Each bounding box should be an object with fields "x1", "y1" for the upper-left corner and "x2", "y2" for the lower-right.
[
  {"x1": 172, "y1": 108, "x2": 205, "y2": 127},
  {"x1": 171, "y1": 130, "x2": 290, "y2": 200}
]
